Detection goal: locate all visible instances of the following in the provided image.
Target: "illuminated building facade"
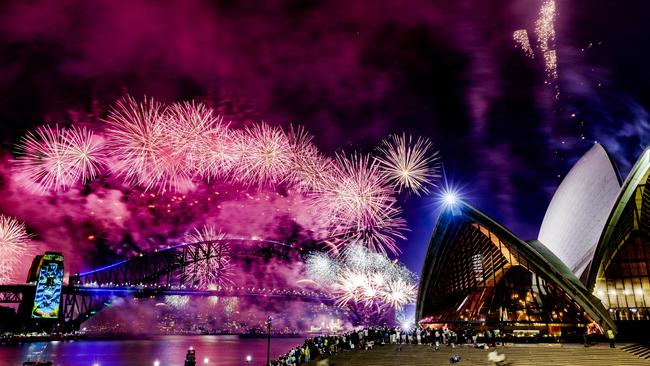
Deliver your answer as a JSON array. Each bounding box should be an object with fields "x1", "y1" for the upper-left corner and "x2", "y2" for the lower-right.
[
  {"x1": 587, "y1": 149, "x2": 650, "y2": 322},
  {"x1": 416, "y1": 202, "x2": 615, "y2": 336},
  {"x1": 417, "y1": 145, "x2": 650, "y2": 337}
]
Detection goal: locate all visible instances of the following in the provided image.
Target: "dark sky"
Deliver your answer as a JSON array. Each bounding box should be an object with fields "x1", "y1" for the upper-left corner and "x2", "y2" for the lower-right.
[{"x1": 1, "y1": 0, "x2": 649, "y2": 274}]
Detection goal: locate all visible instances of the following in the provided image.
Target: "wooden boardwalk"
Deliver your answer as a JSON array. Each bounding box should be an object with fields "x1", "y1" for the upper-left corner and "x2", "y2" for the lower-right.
[{"x1": 308, "y1": 343, "x2": 650, "y2": 366}]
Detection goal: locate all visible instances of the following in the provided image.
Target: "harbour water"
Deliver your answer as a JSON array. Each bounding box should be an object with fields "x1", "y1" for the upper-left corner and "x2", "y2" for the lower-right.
[{"x1": 0, "y1": 335, "x2": 304, "y2": 366}]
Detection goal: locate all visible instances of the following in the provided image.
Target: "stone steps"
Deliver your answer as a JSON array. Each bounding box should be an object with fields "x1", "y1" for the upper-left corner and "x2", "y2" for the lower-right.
[
  {"x1": 623, "y1": 344, "x2": 650, "y2": 360},
  {"x1": 307, "y1": 344, "x2": 650, "y2": 365}
]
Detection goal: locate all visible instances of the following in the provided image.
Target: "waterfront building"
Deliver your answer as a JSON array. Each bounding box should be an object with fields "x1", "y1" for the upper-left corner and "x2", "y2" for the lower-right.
[{"x1": 417, "y1": 144, "x2": 650, "y2": 338}]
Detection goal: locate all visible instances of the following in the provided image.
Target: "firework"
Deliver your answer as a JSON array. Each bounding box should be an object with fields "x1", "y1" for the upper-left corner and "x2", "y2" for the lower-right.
[
  {"x1": 305, "y1": 252, "x2": 340, "y2": 284},
  {"x1": 375, "y1": 134, "x2": 440, "y2": 196},
  {"x1": 201, "y1": 127, "x2": 240, "y2": 180},
  {"x1": 15, "y1": 125, "x2": 105, "y2": 192},
  {"x1": 380, "y1": 279, "x2": 417, "y2": 310},
  {"x1": 513, "y1": 29, "x2": 534, "y2": 59},
  {"x1": 307, "y1": 244, "x2": 417, "y2": 311},
  {"x1": 62, "y1": 126, "x2": 106, "y2": 183},
  {"x1": 164, "y1": 101, "x2": 233, "y2": 178},
  {"x1": 311, "y1": 153, "x2": 404, "y2": 254},
  {"x1": 0, "y1": 215, "x2": 32, "y2": 284},
  {"x1": 235, "y1": 123, "x2": 293, "y2": 186},
  {"x1": 165, "y1": 295, "x2": 190, "y2": 308},
  {"x1": 287, "y1": 126, "x2": 335, "y2": 191},
  {"x1": 536, "y1": 0, "x2": 558, "y2": 86},
  {"x1": 105, "y1": 96, "x2": 191, "y2": 191},
  {"x1": 183, "y1": 225, "x2": 233, "y2": 289}
]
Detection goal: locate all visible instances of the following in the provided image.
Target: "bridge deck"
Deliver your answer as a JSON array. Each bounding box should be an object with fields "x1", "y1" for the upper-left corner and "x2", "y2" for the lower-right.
[{"x1": 308, "y1": 343, "x2": 650, "y2": 366}]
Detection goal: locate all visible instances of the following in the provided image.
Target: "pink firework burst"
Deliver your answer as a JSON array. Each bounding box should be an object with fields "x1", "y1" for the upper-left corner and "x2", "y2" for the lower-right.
[
  {"x1": 163, "y1": 101, "x2": 231, "y2": 178},
  {"x1": 0, "y1": 215, "x2": 32, "y2": 284},
  {"x1": 379, "y1": 279, "x2": 417, "y2": 310},
  {"x1": 183, "y1": 225, "x2": 233, "y2": 289},
  {"x1": 62, "y1": 126, "x2": 106, "y2": 183},
  {"x1": 311, "y1": 153, "x2": 404, "y2": 255},
  {"x1": 105, "y1": 96, "x2": 191, "y2": 191},
  {"x1": 15, "y1": 125, "x2": 105, "y2": 192},
  {"x1": 287, "y1": 125, "x2": 335, "y2": 192},
  {"x1": 235, "y1": 123, "x2": 292, "y2": 186},
  {"x1": 375, "y1": 134, "x2": 440, "y2": 195}
]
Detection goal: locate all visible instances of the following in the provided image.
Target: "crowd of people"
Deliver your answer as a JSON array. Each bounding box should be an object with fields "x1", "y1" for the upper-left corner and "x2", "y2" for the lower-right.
[{"x1": 270, "y1": 325, "x2": 502, "y2": 366}]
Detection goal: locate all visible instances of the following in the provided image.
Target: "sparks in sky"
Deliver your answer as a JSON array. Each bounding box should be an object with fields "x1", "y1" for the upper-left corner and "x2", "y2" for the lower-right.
[
  {"x1": 11, "y1": 95, "x2": 442, "y2": 267},
  {"x1": 105, "y1": 96, "x2": 186, "y2": 191},
  {"x1": 183, "y1": 225, "x2": 233, "y2": 289},
  {"x1": 535, "y1": 0, "x2": 558, "y2": 93},
  {"x1": 236, "y1": 123, "x2": 293, "y2": 187},
  {"x1": 380, "y1": 279, "x2": 417, "y2": 310},
  {"x1": 513, "y1": 29, "x2": 534, "y2": 59},
  {"x1": 0, "y1": 215, "x2": 32, "y2": 284},
  {"x1": 15, "y1": 125, "x2": 106, "y2": 192},
  {"x1": 305, "y1": 244, "x2": 417, "y2": 311},
  {"x1": 287, "y1": 125, "x2": 335, "y2": 192},
  {"x1": 311, "y1": 153, "x2": 404, "y2": 255},
  {"x1": 164, "y1": 101, "x2": 224, "y2": 178},
  {"x1": 375, "y1": 133, "x2": 440, "y2": 196},
  {"x1": 165, "y1": 295, "x2": 190, "y2": 308}
]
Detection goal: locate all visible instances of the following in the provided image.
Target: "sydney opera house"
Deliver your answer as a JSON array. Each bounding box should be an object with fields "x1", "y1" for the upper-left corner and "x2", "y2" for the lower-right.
[{"x1": 417, "y1": 144, "x2": 650, "y2": 338}]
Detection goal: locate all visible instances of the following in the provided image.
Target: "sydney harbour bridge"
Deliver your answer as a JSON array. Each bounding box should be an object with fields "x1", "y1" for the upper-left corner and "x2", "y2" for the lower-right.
[{"x1": 0, "y1": 238, "x2": 334, "y2": 330}]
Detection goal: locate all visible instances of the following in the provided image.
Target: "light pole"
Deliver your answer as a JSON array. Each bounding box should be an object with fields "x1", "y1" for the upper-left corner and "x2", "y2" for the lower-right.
[
  {"x1": 266, "y1": 316, "x2": 273, "y2": 366},
  {"x1": 246, "y1": 355, "x2": 252, "y2": 365}
]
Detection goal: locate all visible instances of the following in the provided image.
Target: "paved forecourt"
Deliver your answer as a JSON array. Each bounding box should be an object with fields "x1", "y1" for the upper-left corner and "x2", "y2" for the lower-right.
[{"x1": 307, "y1": 343, "x2": 650, "y2": 366}]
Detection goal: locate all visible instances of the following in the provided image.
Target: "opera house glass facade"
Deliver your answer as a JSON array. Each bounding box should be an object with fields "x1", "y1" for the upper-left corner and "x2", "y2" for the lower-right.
[{"x1": 417, "y1": 144, "x2": 650, "y2": 337}]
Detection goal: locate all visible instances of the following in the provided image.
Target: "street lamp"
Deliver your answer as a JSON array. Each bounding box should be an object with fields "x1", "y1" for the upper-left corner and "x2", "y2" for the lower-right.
[
  {"x1": 203, "y1": 357, "x2": 209, "y2": 364},
  {"x1": 153, "y1": 361, "x2": 160, "y2": 366},
  {"x1": 246, "y1": 355, "x2": 252, "y2": 365},
  {"x1": 266, "y1": 316, "x2": 273, "y2": 366}
]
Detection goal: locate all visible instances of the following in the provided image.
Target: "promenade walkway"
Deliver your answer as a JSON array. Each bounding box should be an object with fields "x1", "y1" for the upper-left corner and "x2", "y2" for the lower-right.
[{"x1": 307, "y1": 343, "x2": 650, "y2": 366}]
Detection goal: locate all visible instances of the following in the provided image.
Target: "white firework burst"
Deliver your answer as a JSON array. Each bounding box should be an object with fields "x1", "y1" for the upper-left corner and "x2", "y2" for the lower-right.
[
  {"x1": 380, "y1": 279, "x2": 417, "y2": 310},
  {"x1": 287, "y1": 125, "x2": 335, "y2": 191},
  {"x1": 0, "y1": 215, "x2": 32, "y2": 284},
  {"x1": 105, "y1": 96, "x2": 191, "y2": 191},
  {"x1": 15, "y1": 125, "x2": 106, "y2": 192},
  {"x1": 235, "y1": 123, "x2": 293, "y2": 186},
  {"x1": 183, "y1": 225, "x2": 233, "y2": 289},
  {"x1": 375, "y1": 134, "x2": 440, "y2": 195},
  {"x1": 165, "y1": 295, "x2": 190, "y2": 308}
]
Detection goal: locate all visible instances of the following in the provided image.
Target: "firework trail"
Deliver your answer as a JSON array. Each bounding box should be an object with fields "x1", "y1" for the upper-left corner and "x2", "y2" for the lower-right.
[
  {"x1": 0, "y1": 215, "x2": 32, "y2": 284},
  {"x1": 375, "y1": 133, "x2": 440, "y2": 196},
  {"x1": 513, "y1": 29, "x2": 535, "y2": 59},
  {"x1": 105, "y1": 96, "x2": 192, "y2": 191},
  {"x1": 15, "y1": 125, "x2": 106, "y2": 192},
  {"x1": 235, "y1": 123, "x2": 293, "y2": 186},
  {"x1": 183, "y1": 224, "x2": 233, "y2": 289},
  {"x1": 536, "y1": 0, "x2": 558, "y2": 97}
]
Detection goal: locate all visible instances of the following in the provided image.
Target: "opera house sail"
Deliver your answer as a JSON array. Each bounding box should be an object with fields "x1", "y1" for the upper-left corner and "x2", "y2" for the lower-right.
[
  {"x1": 587, "y1": 148, "x2": 650, "y2": 322},
  {"x1": 537, "y1": 144, "x2": 621, "y2": 279},
  {"x1": 416, "y1": 201, "x2": 615, "y2": 336}
]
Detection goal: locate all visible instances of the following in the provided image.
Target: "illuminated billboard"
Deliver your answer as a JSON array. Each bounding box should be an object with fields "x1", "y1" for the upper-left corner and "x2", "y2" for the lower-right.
[{"x1": 31, "y1": 252, "x2": 64, "y2": 319}]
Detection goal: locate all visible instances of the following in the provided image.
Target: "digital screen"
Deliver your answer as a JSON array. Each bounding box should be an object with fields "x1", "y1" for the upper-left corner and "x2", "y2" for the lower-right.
[{"x1": 31, "y1": 253, "x2": 64, "y2": 319}]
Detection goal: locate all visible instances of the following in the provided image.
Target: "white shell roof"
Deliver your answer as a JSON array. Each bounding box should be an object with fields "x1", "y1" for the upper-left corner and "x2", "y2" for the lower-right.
[{"x1": 538, "y1": 144, "x2": 621, "y2": 278}]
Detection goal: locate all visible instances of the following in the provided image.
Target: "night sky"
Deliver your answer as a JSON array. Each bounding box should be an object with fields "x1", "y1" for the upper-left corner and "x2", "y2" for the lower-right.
[{"x1": 1, "y1": 0, "x2": 649, "y2": 274}]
